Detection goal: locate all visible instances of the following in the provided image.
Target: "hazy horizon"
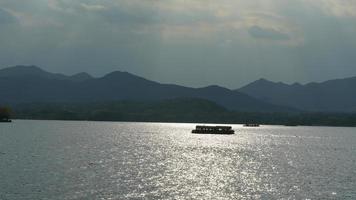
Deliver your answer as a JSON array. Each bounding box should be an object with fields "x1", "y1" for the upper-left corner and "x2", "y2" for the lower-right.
[{"x1": 1, "y1": 0, "x2": 356, "y2": 88}]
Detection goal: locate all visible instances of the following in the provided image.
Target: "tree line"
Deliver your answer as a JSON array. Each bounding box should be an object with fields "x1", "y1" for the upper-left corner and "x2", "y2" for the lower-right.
[
  {"x1": 9, "y1": 99, "x2": 356, "y2": 127},
  {"x1": 0, "y1": 106, "x2": 11, "y2": 121}
]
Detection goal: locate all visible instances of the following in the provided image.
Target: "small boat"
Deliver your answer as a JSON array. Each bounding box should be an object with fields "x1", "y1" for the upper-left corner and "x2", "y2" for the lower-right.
[
  {"x1": 0, "y1": 119, "x2": 12, "y2": 123},
  {"x1": 192, "y1": 125, "x2": 235, "y2": 134},
  {"x1": 243, "y1": 123, "x2": 260, "y2": 127}
]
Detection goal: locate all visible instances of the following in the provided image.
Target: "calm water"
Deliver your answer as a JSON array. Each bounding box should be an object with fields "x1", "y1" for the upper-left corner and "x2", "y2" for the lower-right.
[{"x1": 0, "y1": 120, "x2": 356, "y2": 199}]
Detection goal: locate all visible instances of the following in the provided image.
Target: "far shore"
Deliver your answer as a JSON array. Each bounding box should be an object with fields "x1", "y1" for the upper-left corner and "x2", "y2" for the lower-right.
[{"x1": 9, "y1": 118, "x2": 356, "y2": 128}]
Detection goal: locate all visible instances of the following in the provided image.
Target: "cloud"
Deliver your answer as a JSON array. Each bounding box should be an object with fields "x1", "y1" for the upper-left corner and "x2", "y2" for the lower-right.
[
  {"x1": 0, "y1": 8, "x2": 17, "y2": 24},
  {"x1": 0, "y1": 0, "x2": 356, "y2": 88},
  {"x1": 304, "y1": 0, "x2": 356, "y2": 17},
  {"x1": 248, "y1": 25, "x2": 290, "y2": 40},
  {"x1": 96, "y1": 8, "x2": 155, "y2": 25},
  {"x1": 80, "y1": 3, "x2": 107, "y2": 12}
]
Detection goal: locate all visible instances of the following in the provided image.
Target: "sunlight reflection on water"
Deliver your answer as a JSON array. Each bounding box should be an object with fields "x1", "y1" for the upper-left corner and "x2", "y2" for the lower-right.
[{"x1": 0, "y1": 121, "x2": 355, "y2": 199}]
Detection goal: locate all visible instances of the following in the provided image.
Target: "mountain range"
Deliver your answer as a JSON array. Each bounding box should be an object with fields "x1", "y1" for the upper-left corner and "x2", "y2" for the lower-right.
[
  {"x1": 0, "y1": 65, "x2": 290, "y2": 112},
  {"x1": 1, "y1": 65, "x2": 355, "y2": 113},
  {"x1": 238, "y1": 77, "x2": 356, "y2": 112}
]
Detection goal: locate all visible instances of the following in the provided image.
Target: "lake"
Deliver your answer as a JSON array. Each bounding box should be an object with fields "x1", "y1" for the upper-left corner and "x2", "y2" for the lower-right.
[{"x1": 1, "y1": 120, "x2": 356, "y2": 199}]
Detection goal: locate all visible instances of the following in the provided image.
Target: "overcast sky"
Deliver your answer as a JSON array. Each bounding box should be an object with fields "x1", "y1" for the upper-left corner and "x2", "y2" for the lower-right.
[{"x1": 1, "y1": 0, "x2": 356, "y2": 88}]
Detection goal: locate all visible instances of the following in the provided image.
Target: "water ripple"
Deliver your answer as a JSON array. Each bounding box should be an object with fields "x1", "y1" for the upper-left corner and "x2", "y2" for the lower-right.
[{"x1": 0, "y1": 121, "x2": 355, "y2": 199}]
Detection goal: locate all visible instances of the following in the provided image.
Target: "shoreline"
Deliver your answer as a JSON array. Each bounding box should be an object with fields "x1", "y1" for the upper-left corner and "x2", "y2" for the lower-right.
[{"x1": 10, "y1": 118, "x2": 356, "y2": 128}]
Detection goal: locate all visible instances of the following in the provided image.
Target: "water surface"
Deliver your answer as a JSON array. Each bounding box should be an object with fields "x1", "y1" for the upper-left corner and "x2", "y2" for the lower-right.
[{"x1": 1, "y1": 120, "x2": 356, "y2": 199}]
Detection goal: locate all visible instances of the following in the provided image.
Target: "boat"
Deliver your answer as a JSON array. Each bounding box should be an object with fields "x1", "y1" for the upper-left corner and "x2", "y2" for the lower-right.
[
  {"x1": 0, "y1": 119, "x2": 12, "y2": 123},
  {"x1": 192, "y1": 125, "x2": 235, "y2": 134},
  {"x1": 243, "y1": 123, "x2": 260, "y2": 127}
]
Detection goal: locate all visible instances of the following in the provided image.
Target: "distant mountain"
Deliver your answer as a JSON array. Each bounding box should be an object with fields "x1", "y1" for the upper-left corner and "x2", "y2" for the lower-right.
[
  {"x1": 238, "y1": 77, "x2": 356, "y2": 112},
  {"x1": 0, "y1": 65, "x2": 68, "y2": 80},
  {"x1": 0, "y1": 65, "x2": 292, "y2": 112},
  {"x1": 0, "y1": 65, "x2": 93, "y2": 81},
  {"x1": 68, "y1": 72, "x2": 93, "y2": 82}
]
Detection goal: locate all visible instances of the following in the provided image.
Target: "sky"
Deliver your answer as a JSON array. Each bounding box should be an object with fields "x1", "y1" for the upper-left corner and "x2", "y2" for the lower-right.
[{"x1": 0, "y1": 0, "x2": 356, "y2": 88}]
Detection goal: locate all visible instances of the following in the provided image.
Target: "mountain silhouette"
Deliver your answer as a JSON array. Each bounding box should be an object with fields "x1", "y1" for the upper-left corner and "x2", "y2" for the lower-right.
[
  {"x1": 0, "y1": 65, "x2": 292, "y2": 112},
  {"x1": 0, "y1": 65, "x2": 93, "y2": 81},
  {"x1": 238, "y1": 77, "x2": 356, "y2": 112}
]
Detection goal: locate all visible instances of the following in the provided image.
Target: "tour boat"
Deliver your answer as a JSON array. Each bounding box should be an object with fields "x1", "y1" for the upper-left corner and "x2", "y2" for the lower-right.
[{"x1": 192, "y1": 125, "x2": 235, "y2": 134}]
